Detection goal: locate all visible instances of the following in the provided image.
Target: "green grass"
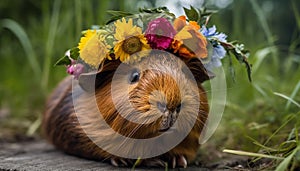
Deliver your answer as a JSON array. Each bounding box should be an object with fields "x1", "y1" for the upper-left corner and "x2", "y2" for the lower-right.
[
  {"x1": 0, "y1": 0, "x2": 123, "y2": 134},
  {"x1": 0, "y1": 0, "x2": 300, "y2": 170}
]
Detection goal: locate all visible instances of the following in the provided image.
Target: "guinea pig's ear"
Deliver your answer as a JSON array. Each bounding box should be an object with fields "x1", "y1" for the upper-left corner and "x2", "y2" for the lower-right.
[
  {"x1": 78, "y1": 60, "x2": 120, "y2": 92},
  {"x1": 78, "y1": 71, "x2": 106, "y2": 92},
  {"x1": 185, "y1": 58, "x2": 214, "y2": 83}
]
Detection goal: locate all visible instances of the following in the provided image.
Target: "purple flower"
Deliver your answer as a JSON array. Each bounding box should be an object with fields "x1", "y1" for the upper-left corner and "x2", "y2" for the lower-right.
[
  {"x1": 67, "y1": 60, "x2": 84, "y2": 79},
  {"x1": 145, "y1": 18, "x2": 176, "y2": 50},
  {"x1": 201, "y1": 25, "x2": 228, "y2": 70},
  {"x1": 204, "y1": 45, "x2": 227, "y2": 70},
  {"x1": 201, "y1": 25, "x2": 227, "y2": 42},
  {"x1": 213, "y1": 45, "x2": 227, "y2": 61}
]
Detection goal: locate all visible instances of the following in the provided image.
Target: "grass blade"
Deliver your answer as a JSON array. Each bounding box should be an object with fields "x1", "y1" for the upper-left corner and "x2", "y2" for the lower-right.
[
  {"x1": 41, "y1": 0, "x2": 61, "y2": 91},
  {"x1": 26, "y1": 116, "x2": 41, "y2": 136},
  {"x1": 223, "y1": 149, "x2": 284, "y2": 160},
  {"x1": 275, "y1": 145, "x2": 300, "y2": 171},
  {"x1": 252, "y1": 46, "x2": 276, "y2": 74},
  {"x1": 132, "y1": 157, "x2": 141, "y2": 170},
  {"x1": 75, "y1": 0, "x2": 82, "y2": 34},
  {"x1": 292, "y1": 0, "x2": 300, "y2": 30},
  {"x1": 250, "y1": 0, "x2": 278, "y2": 69},
  {"x1": 274, "y1": 92, "x2": 300, "y2": 108},
  {"x1": 1, "y1": 19, "x2": 41, "y2": 79},
  {"x1": 253, "y1": 83, "x2": 268, "y2": 98},
  {"x1": 264, "y1": 114, "x2": 295, "y2": 146},
  {"x1": 285, "y1": 80, "x2": 300, "y2": 110}
]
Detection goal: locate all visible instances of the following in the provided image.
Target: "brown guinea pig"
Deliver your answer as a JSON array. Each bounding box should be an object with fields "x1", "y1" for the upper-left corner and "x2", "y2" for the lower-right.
[{"x1": 43, "y1": 51, "x2": 210, "y2": 168}]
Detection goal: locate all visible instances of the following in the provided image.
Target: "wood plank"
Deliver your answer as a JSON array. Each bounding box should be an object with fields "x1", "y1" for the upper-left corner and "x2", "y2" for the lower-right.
[{"x1": 0, "y1": 140, "x2": 211, "y2": 171}]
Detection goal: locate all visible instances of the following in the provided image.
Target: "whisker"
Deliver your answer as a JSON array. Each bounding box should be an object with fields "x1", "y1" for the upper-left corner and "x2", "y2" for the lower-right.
[
  {"x1": 100, "y1": 118, "x2": 150, "y2": 163},
  {"x1": 113, "y1": 116, "x2": 154, "y2": 154}
]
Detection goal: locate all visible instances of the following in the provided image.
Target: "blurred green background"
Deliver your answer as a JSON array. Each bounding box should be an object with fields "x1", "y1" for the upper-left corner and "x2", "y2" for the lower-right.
[{"x1": 0, "y1": 0, "x2": 300, "y2": 169}]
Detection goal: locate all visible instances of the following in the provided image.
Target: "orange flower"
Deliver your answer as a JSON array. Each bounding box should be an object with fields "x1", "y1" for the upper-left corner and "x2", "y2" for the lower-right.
[
  {"x1": 189, "y1": 21, "x2": 200, "y2": 30},
  {"x1": 173, "y1": 16, "x2": 187, "y2": 31},
  {"x1": 172, "y1": 16, "x2": 208, "y2": 59}
]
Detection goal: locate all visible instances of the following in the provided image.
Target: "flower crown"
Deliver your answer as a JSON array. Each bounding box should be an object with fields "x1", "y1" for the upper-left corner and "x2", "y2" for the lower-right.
[{"x1": 56, "y1": 6, "x2": 251, "y2": 81}]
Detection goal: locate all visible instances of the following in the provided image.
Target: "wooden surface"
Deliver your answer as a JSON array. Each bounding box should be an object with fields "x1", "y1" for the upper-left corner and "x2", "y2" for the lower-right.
[{"x1": 0, "y1": 140, "x2": 218, "y2": 171}]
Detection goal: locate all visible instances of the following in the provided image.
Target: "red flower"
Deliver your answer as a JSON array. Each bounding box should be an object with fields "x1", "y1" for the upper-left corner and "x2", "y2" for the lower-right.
[{"x1": 145, "y1": 18, "x2": 176, "y2": 50}]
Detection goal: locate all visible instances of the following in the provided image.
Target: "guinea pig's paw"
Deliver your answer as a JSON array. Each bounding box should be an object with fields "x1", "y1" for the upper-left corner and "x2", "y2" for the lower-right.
[
  {"x1": 110, "y1": 157, "x2": 133, "y2": 167},
  {"x1": 171, "y1": 155, "x2": 187, "y2": 168},
  {"x1": 142, "y1": 158, "x2": 166, "y2": 167},
  {"x1": 142, "y1": 155, "x2": 187, "y2": 168}
]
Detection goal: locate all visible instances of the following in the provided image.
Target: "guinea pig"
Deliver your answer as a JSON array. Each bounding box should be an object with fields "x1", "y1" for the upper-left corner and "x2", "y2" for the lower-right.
[{"x1": 42, "y1": 51, "x2": 210, "y2": 168}]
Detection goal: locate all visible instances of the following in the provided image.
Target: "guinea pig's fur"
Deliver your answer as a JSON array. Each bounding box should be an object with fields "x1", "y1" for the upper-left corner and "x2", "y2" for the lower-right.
[{"x1": 43, "y1": 52, "x2": 210, "y2": 167}]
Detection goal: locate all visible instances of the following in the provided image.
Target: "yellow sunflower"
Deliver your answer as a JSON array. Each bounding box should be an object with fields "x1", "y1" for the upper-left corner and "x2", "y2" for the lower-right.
[
  {"x1": 113, "y1": 18, "x2": 150, "y2": 63},
  {"x1": 78, "y1": 30, "x2": 110, "y2": 67}
]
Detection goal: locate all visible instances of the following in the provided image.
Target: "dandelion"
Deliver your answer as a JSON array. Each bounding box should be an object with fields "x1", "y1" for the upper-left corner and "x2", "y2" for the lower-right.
[{"x1": 78, "y1": 30, "x2": 109, "y2": 67}]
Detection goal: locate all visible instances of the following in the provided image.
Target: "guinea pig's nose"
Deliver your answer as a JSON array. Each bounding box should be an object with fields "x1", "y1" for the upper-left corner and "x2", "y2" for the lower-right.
[
  {"x1": 157, "y1": 102, "x2": 167, "y2": 113},
  {"x1": 157, "y1": 102, "x2": 181, "y2": 113}
]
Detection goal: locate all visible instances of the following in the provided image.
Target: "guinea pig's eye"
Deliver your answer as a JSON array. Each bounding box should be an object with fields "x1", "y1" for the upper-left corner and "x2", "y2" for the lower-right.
[{"x1": 128, "y1": 68, "x2": 140, "y2": 84}]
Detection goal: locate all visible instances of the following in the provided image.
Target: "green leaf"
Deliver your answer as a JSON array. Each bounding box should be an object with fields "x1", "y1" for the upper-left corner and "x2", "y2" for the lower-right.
[
  {"x1": 232, "y1": 49, "x2": 252, "y2": 82},
  {"x1": 198, "y1": 7, "x2": 218, "y2": 25},
  {"x1": 139, "y1": 7, "x2": 169, "y2": 13},
  {"x1": 105, "y1": 16, "x2": 122, "y2": 25},
  {"x1": 54, "y1": 55, "x2": 71, "y2": 66},
  {"x1": 106, "y1": 10, "x2": 133, "y2": 17},
  {"x1": 105, "y1": 10, "x2": 133, "y2": 24},
  {"x1": 183, "y1": 6, "x2": 199, "y2": 21},
  {"x1": 70, "y1": 47, "x2": 80, "y2": 60},
  {"x1": 54, "y1": 47, "x2": 79, "y2": 66},
  {"x1": 220, "y1": 41, "x2": 252, "y2": 82},
  {"x1": 198, "y1": 7, "x2": 218, "y2": 17}
]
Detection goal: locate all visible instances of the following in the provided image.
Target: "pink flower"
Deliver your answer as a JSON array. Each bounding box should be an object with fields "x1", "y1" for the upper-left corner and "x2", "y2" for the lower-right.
[
  {"x1": 67, "y1": 59, "x2": 84, "y2": 79},
  {"x1": 145, "y1": 17, "x2": 176, "y2": 50}
]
